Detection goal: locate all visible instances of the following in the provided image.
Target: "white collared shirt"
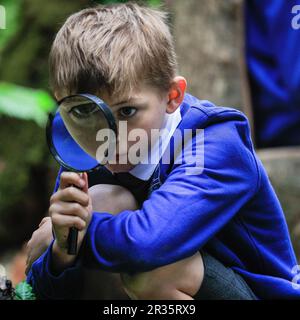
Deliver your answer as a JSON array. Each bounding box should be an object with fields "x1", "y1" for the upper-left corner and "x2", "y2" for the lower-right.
[{"x1": 129, "y1": 107, "x2": 182, "y2": 181}]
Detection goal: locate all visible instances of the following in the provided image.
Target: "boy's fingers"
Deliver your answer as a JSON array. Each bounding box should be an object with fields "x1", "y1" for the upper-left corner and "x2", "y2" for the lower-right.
[
  {"x1": 59, "y1": 172, "x2": 85, "y2": 190},
  {"x1": 51, "y1": 213, "x2": 86, "y2": 230},
  {"x1": 39, "y1": 217, "x2": 51, "y2": 228},
  {"x1": 81, "y1": 172, "x2": 89, "y2": 193},
  {"x1": 50, "y1": 187, "x2": 90, "y2": 207},
  {"x1": 50, "y1": 201, "x2": 89, "y2": 221}
]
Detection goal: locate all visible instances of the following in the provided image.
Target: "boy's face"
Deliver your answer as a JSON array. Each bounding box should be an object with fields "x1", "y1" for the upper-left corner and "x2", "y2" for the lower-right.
[
  {"x1": 100, "y1": 85, "x2": 170, "y2": 173},
  {"x1": 55, "y1": 77, "x2": 186, "y2": 174}
]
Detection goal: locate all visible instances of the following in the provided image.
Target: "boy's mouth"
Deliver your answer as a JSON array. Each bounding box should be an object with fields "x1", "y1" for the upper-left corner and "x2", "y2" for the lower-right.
[{"x1": 114, "y1": 153, "x2": 127, "y2": 161}]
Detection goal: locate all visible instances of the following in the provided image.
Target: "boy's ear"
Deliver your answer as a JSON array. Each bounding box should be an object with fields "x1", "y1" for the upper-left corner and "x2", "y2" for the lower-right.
[{"x1": 166, "y1": 76, "x2": 187, "y2": 114}]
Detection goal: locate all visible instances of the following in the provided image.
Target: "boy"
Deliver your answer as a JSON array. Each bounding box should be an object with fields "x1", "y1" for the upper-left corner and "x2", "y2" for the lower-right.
[{"x1": 26, "y1": 3, "x2": 300, "y2": 300}]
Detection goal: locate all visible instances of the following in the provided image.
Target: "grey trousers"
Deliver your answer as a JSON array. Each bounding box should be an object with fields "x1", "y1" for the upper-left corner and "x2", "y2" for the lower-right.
[{"x1": 194, "y1": 251, "x2": 258, "y2": 300}]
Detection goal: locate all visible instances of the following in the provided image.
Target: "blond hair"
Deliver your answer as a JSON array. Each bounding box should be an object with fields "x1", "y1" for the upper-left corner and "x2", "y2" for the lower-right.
[{"x1": 49, "y1": 2, "x2": 177, "y2": 100}]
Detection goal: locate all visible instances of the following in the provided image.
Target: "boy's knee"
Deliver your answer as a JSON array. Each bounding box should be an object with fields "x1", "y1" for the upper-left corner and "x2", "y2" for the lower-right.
[
  {"x1": 121, "y1": 272, "x2": 162, "y2": 300},
  {"x1": 121, "y1": 252, "x2": 204, "y2": 300},
  {"x1": 89, "y1": 184, "x2": 139, "y2": 215}
]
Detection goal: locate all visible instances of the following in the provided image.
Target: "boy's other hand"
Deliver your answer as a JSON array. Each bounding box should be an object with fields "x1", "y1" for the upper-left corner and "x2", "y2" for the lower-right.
[
  {"x1": 25, "y1": 217, "x2": 53, "y2": 275},
  {"x1": 49, "y1": 172, "x2": 92, "y2": 269}
]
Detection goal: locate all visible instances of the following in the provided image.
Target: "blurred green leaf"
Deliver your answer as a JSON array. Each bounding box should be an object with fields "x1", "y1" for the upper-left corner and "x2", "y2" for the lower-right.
[
  {"x1": 146, "y1": 0, "x2": 161, "y2": 7},
  {"x1": 0, "y1": 82, "x2": 55, "y2": 126}
]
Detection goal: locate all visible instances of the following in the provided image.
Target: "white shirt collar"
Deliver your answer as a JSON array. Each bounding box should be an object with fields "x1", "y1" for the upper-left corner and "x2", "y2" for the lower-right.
[{"x1": 129, "y1": 106, "x2": 182, "y2": 181}]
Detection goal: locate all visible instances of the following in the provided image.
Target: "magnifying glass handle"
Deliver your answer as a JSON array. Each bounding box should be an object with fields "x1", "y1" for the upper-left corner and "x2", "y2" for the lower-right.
[
  {"x1": 67, "y1": 227, "x2": 78, "y2": 255},
  {"x1": 67, "y1": 173, "x2": 83, "y2": 255}
]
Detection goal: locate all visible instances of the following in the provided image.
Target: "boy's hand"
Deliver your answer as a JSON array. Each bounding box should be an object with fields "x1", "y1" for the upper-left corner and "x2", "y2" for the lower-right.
[
  {"x1": 25, "y1": 217, "x2": 53, "y2": 275},
  {"x1": 49, "y1": 172, "x2": 92, "y2": 270}
]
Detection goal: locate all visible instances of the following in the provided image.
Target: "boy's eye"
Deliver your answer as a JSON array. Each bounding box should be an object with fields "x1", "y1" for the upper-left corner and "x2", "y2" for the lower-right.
[
  {"x1": 118, "y1": 107, "x2": 137, "y2": 118},
  {"x1": 69, "y1": 103, "x2": 99, "y2": 119}
]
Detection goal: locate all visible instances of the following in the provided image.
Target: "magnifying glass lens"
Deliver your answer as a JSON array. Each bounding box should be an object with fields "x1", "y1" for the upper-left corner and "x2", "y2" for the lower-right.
[{"x1": 47, "y1": 94, "x2": 117, "y2": 172}]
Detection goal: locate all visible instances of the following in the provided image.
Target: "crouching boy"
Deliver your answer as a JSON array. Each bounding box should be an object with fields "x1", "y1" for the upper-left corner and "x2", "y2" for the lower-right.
[{"x1": 26, "y1": 3, "x2": 299, "y2": 300}]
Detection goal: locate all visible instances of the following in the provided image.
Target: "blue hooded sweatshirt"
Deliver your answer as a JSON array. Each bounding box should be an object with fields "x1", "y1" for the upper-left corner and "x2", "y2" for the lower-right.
[{"x1": 27, "y1": 94, "x2": 300, "y2": 299}]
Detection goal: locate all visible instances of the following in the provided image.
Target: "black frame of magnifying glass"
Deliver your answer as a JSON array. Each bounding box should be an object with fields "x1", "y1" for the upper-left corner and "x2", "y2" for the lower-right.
[{"x1": 46, "y1": 93, "x2": 118, "y2": 173}]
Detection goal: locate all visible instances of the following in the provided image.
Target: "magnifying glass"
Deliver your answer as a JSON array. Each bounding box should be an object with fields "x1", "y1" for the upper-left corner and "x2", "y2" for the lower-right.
[{"x1": 46, "y1": 94, "x2": 117, "y2": 255}]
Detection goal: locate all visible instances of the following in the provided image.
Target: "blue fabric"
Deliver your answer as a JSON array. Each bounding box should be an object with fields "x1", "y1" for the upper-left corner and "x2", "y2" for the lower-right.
[
  {"x1": 27, "y1": 94, "x2": 300, "y2": 299},
  {"x1": 26, "y1": 240, "x2": 84, "y2": 299},
  {"x1": 245, "y1": 0, "x2": 300, "y2": 147}
]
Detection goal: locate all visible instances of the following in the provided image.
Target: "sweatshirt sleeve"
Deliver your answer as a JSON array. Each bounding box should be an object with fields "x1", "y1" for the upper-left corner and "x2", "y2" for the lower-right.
[
  {"x1": 82, "y1": 110, "x2": 260, "y2": 273},
  {"x1": 27, "y1": 240, "x2": 84, "y2": 299}
]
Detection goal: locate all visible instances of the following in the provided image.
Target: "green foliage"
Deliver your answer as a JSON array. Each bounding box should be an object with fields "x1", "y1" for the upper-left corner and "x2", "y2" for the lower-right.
[
  {"x1": 146, "y1": 0, "x2": 161, "y2": 7},
  {"x1": 0, "y1": 82, "x2": 55, "y2": 126},
  {"x1": 0, "y1": 0, "x2": 84, "y2": 249},
  {"x1": 14, "y1": 281, "x2": 36, "y2": 300},
  {"x1": 0, "y1": 114, "x2": 59, "y2": 250},
  {"x1": 0, "y1": 0, "x2": 165, "y2": 250}
]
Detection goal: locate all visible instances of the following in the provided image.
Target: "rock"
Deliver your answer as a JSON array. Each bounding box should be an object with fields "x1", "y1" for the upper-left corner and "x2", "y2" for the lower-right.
[
  {"x1": 170, "y1": 0, "x2": 246, "y2": 112},
  {"x1": 257, "y1": 147, "x2": 300, "y2": 261}
]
